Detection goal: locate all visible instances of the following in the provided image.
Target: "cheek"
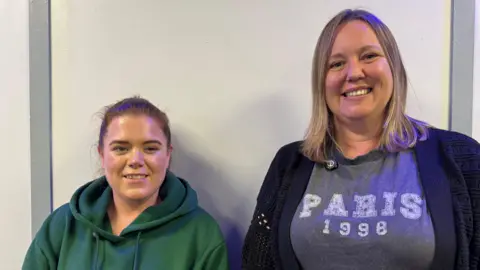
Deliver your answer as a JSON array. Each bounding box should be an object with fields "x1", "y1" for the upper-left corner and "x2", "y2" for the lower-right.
[
  {"x1": 324, "y1": 72, "x2": 344, "y2": 108},
  {"x1": 146, "y1": 153, "x2": 171, "y2": 172},
  {"x1": 370, "y1": 62, "x2": 393, "y2": 87},
  {"x1": 102, "y1": 154, "x2": 124, "y2": 171},
  {"x1": 325, "y1": 72, "x2": 344, "y2": 95}
]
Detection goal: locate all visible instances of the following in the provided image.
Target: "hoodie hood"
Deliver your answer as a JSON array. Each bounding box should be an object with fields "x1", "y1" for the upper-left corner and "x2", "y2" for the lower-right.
[
  {"x1": 23, "y1": 170, "x2": 229, "y2": 270},
  {"x1": 69, "y1": 170, "x2": 199, "y2": 242}
]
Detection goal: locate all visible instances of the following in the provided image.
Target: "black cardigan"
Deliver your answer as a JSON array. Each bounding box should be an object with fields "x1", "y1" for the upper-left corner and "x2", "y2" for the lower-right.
[{"x1": 241, "y1": 128, "x2": 480, "y2": 270}]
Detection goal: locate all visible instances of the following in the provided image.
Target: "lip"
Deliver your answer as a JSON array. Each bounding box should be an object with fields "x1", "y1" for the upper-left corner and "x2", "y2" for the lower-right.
[
  {"x1": 341, "y1": 86, "x2": 373, "y2": 99},
  {"x1": 123, "y1": 174, "x2": 149, "y2": 181},
  {"x1": 342, "y1": 86, "x2": 372, "y2": 95}
]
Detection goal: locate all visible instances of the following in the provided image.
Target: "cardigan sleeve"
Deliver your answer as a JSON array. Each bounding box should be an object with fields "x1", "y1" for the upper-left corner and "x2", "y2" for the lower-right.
[
  {"x1": 456, "y1": 135, "x2": 480, "y2": 269},
  {"x1": 241, "y1": 142, "x2": 300, "y2": 270},
  {"x1": 442, "y1": 131, "x2": 480, "y2": 269}
]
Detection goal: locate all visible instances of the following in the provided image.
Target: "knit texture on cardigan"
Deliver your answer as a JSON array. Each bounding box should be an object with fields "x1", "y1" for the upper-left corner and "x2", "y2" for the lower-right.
[{"x1": 241, "y1": 129, "x2": 480, "y2": 270}]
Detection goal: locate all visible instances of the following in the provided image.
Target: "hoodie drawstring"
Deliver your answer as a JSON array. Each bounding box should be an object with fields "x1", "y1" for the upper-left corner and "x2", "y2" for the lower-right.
[
  {"x1": 91, "y1": 231, "x2": 142, "y2": 270},
  {"x1": 132, "y1": 231, "x2": 142, "y2": 270},
  {"x1": 92, "y1": 232, "x2": 100, "y2": 270},
  {"x1": 133, "y1": 231, "x2": 142, "y2": 270}
]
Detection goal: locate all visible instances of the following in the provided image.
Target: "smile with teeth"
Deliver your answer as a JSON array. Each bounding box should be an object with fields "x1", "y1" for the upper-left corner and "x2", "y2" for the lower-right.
[
  {"x1": 124, "y1": 174, "x2": 148, "y2": 179},
  {"x1": 343, "y1": 88, "x2": 372, "y2": 97}
]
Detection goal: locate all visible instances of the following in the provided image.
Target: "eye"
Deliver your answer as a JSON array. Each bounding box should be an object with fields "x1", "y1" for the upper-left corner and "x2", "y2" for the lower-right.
[
  {"x1": 362, "y1": 53, "x2": 378, "y2": 60},
  {"x1": 329, "y1": 61, "x2": 344, "y2": 70},
  {"x1": 112, "y1": 146, "x2": 128, "y2": 153},
  {"x1": 144, "y1": 146, "x2": 160, "y2": 153}
]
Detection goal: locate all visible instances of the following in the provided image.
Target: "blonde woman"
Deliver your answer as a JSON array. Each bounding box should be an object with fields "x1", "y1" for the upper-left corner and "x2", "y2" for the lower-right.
[{"x1": 242, "y1": 9, "x2": 480, "y2": 270}]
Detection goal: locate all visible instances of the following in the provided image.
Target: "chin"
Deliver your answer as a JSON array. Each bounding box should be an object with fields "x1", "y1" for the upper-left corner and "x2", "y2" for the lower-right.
[
  {"x1": 340, "y1": 113, "x2": 371, "y2": 121},
  {"x1": 339, "y1": 107, "x2": 374, "y2": 119},
  {"x1": 122, "y1": 189, "x2": 152, "y2": 201}
]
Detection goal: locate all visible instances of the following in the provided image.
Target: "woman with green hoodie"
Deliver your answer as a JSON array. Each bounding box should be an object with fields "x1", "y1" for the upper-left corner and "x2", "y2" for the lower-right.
[{"x1": 22, "y1": 96, "x2": 229, "y2": 270}]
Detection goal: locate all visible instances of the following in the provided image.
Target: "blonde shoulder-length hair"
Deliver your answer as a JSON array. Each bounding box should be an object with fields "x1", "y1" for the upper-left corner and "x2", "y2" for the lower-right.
[{"x1": 302, "y1": 9, "x2": 430, "y2": 162}]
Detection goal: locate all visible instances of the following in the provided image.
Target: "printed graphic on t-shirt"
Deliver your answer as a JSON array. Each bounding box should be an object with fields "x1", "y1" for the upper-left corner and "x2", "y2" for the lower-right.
[
  {"x1": 290, "y1": 150, "x2": 435, "y2": 270},
  {"x1": 298, "y1": 191, "x2": 423, "y2": 237}
]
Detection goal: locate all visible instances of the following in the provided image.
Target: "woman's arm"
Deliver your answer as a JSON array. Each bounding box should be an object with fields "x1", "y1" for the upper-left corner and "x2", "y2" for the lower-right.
[
  {"x1": 242, "y1": 142, "x2": 300, "y2": 270},
  {"x1": 22, "y1": 240, "x2": 51, "y2": 270},
  {"x1": 198, "y1": 241, "x2": 230, "y2": 270},
  {"x1": 441, "y1": 131, "x2": 480, "y2": 269},
  {"x1": 22, "y1": 204, "x2": 69, "y2": 270}
]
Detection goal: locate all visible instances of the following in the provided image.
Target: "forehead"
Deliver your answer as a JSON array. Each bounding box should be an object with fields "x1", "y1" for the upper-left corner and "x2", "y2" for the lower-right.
[
  {"x1": 105, "y1": 114, "x2": 166, "y2": 141},
  {"x1": 330, "y1": 20, "x2": 381, "y2": 54}
]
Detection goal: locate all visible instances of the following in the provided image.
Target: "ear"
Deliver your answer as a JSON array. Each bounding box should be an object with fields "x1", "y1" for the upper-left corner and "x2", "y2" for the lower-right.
[
  {"x1": 166, "y1": 145, "x2": 173, "y2": 168},
  {"x1": 98, "y1": 145, "x2": 105, "y2": 168}
]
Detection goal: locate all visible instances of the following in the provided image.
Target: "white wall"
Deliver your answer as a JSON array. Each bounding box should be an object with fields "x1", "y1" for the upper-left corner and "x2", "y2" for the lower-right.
[
  {"x1": 0, "y1": 0, "x2": 31, "y2": 268},
  {"x1": 473, "y1": 0, "x2": 480, "y2": 141},
  {"x1": 51, "y1": 0, "x2": 451, "y2": 267}
]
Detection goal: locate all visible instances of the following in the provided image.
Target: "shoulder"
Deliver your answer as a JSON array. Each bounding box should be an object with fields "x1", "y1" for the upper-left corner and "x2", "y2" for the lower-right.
[
  {"x1": 428, "y1": 127, "x2": 480, "y2": 156},
  {"x1": 184, "y1": 207, "x2": 226, "y2": 246},
  {"x1": 253, "y1": 140, "x2": 306, "y2": 201},
  {"x1": 262, "y1": 140, "x2": 305, "y2": 180},
  {"x1": 36, "y1": 203, "x2": 72, "y2": 235},
  {"x1": 185, "y1": 208, "x2": 229, "y2": 268},
  {"x1": 33, "y1": 203, "x2": 73, "y2": 252},
  {"x1": 430, "y1": 127, "x2": 479, "y2": 144},
  {"x1": 426, "y1": 128, "x2": 480, "y2": 181},
  {"x1": 269, "y1": 140, "x2": 304, "y2": 172},
  {"x1": 187, "y1": 207, "x2": 222, "y2": 229},
  {"x1": 275, "y1": 140, "x2": 303, "y2": 157}
]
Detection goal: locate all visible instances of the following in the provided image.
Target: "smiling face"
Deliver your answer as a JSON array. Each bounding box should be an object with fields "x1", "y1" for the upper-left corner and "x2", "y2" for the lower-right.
[
  {"x1": 99, "y1": 114, "x2": 172, "y2": 205},
  {"x1": 325, "y1": 20, "x2": 393, "y2": 123}
]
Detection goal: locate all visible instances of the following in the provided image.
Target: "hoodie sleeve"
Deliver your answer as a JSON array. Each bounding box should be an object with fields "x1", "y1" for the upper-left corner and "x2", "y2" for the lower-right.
[
  {"x1": 197, "y1": 241, "x2": 230, "y2": 270},
  {"x1": 22, "y1": 241, "x2": 51, "y2": 270},
  {"x1": 22, "y1": 204, "x2": 69, "y2": 270}
]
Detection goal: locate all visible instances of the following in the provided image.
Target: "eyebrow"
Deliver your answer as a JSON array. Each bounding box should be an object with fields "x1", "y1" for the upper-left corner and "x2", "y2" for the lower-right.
[
  {"x1": 330, "y1": 45, "x2": 382, "y2": 59},
  {"x1": 108, "y1": 140, "x2": 163, "y2": 146}
]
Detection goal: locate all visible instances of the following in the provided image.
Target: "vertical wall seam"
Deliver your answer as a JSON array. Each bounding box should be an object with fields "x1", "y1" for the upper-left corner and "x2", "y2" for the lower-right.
[
  {"x1": 29, "y1": 0, "x2": 53, "y2": 238},
  {"x1": 448, "y1": 0, "x2": 454, "y2": 130},
  {"x1": 449, "y1": 0, "x2": 476, "y2": 135}
]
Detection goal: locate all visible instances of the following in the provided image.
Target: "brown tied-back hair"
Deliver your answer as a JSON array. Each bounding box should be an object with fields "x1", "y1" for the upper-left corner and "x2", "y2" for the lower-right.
[
  {"x1": 97, "y1": 95, "x2": 172, "y2": 151},
  {"x1": 302, "y1": 9, "x2": 430, "y2": 162}
]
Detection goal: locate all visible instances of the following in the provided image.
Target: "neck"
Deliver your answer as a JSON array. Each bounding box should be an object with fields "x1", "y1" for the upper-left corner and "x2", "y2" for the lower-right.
[
  {"x1": 108, "y1": 191, "x2": 160, "y2": 235},
  {"x1": 333, "y1": 116, "x2": 383, "y2": 159}
]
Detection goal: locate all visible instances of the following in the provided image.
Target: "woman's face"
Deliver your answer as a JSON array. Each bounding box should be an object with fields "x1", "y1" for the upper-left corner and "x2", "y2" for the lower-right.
[
  {"x1": 99, "y1": 114, "x2": 171, "y2": 205},
  {"x1": 325, "y1": 20, "x2": 393, "y2": 123}
]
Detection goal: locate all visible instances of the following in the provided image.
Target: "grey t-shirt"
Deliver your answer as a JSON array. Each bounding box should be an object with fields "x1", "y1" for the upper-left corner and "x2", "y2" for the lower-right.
[{"x1": 290, "y1": 149, "x2": 435, "y2": 270}]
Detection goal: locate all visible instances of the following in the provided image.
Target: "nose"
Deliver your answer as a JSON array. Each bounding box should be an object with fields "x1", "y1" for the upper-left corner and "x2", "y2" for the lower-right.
[
  {"x1": 345, "y1": 59, "x2": 365, "y2": 82},
  {"x1": 128, "y1": 149, "x2": 144, "y2": 169}
]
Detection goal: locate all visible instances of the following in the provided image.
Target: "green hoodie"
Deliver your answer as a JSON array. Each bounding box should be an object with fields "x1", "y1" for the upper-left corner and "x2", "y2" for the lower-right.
[{"x1": 22, "y1": 171, "x2": 229, "y2": 270}]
